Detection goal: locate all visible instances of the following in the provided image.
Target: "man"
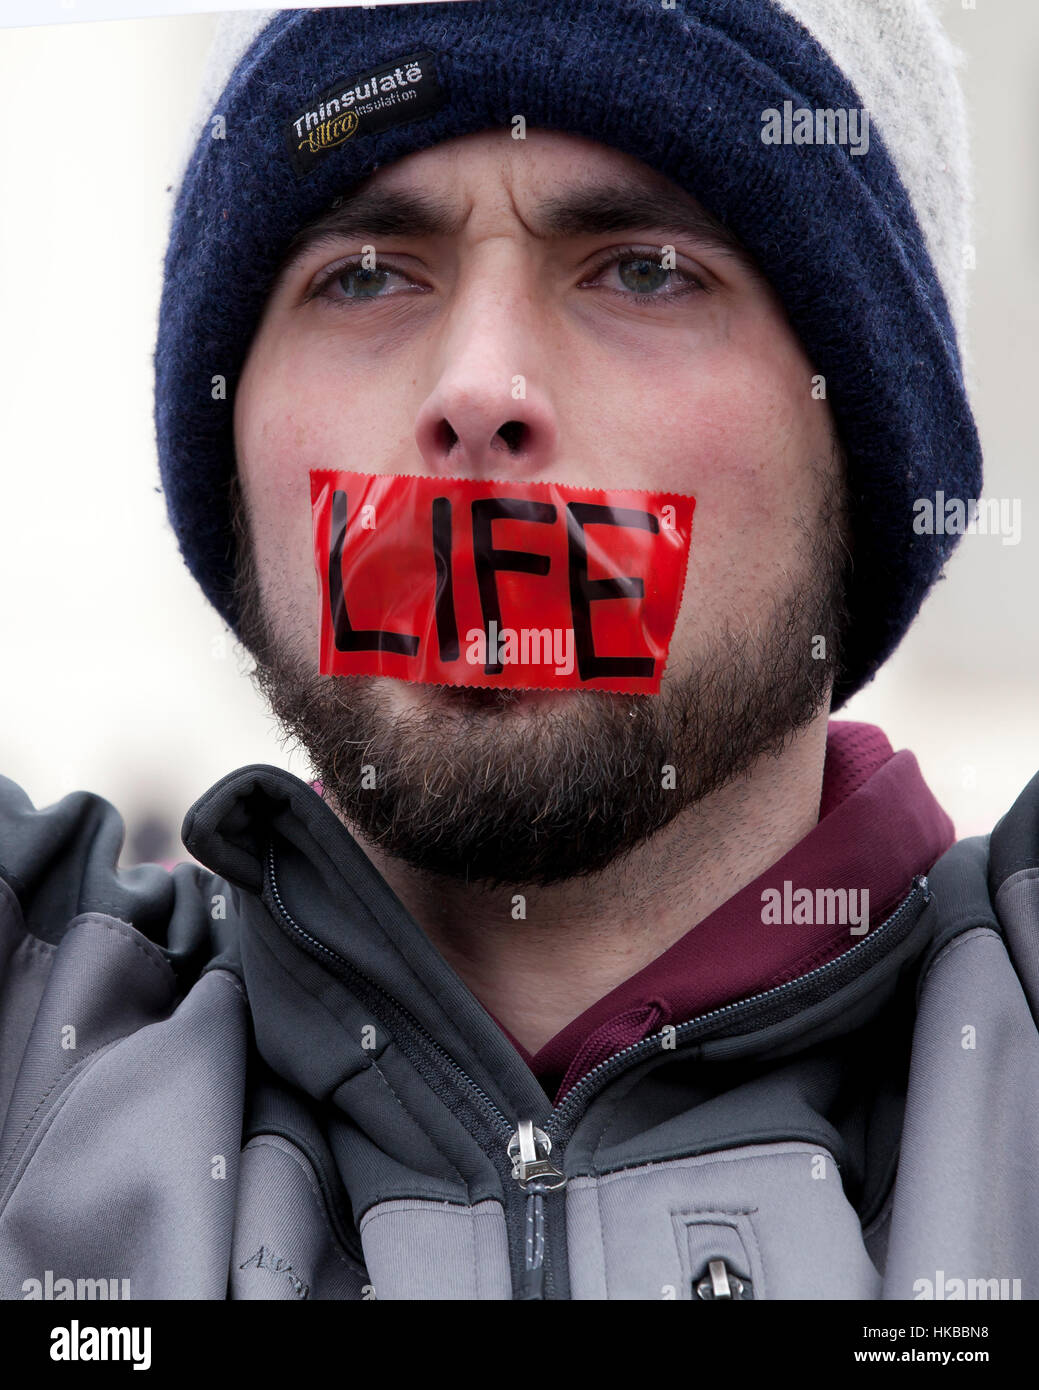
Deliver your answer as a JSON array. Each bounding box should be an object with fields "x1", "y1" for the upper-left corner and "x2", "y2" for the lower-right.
[{"x1": 2, "y1": 0, "x2": 1037, "y2": 1302}]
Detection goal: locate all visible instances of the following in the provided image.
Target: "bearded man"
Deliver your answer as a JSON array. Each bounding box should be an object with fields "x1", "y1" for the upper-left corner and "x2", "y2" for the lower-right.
[{"x1": 3, "y1": 1, "x2": 1037, "y2": 1306}]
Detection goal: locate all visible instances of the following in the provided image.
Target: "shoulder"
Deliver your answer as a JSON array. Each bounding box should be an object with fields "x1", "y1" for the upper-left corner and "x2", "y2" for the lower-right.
[
  {"x1": 0, "y1": 773, "x2": 238, "y2": 982},
  {"x1": 988, "y1": 767, "x2": 1039, "y2": 900},
  {"x1": 922, "y1": 767, "x2": 1039, "y2": 996}
]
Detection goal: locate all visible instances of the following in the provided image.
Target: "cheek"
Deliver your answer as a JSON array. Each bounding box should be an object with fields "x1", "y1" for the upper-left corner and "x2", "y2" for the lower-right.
[
  {"x1": 236, "y1": 338, "x2": 418, "y2": 518},
  {"x1": 233, "y1": 353, "x2": 336, "y2": 636},
  {"x1": 657, "y1": 349, "x2": 833, "y2": 645},
  {"x1": 234, "y1": 340, "x2": 423, "y2": 650},
  {"x1": 236, "y1": 351, "x2": 334, "y2": 510},
  {"x1": 549, "y1": 318, "x2": 830, "y2": 662}
]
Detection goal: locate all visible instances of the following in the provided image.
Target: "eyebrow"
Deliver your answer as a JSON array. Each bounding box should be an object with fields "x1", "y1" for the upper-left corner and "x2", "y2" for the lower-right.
[{"x1": 275, "y1": 179, "x2": 757, "y2": 280}]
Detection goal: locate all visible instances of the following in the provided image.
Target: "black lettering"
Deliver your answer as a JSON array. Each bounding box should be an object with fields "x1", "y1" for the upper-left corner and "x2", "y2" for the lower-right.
[
  {"x1": 566, "y1": 502, "x2": 657, "y2": 680},
  {"x1": 431, "y1": 496, "x2": 459, "y2": 661},
  {"x1": 329, "y1": 490, "x2": 420, "y2": 656},
  {"x1": 471, "y1": 498, "x2": 555, "y2": 673}
]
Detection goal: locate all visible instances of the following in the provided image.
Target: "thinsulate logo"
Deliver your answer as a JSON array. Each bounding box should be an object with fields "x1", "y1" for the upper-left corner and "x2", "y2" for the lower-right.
[
  {"x1": 296, "y1": 107, "x2": 360, "y2": 158},
  {"x1": 285, "y1": 50, "x2": 446, "y2": 177}
]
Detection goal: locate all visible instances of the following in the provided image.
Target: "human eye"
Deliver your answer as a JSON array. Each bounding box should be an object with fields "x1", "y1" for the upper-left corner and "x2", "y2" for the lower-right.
[
  {"x1": 307, "y1": 256, "x2": 428, "y2": 305},
  {"x1": 580, "y1": 245, "x2": 710, "y2": 304}
]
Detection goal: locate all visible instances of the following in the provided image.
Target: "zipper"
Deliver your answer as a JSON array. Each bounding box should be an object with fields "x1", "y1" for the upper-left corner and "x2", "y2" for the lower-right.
[
  {"x1": 263, "y1": 843, "x2": 536, "y2": 1283},
  {"x1": 542, "y1": 874, "x2": 932, "y2": 1146},
  {"x1": 265, "y1": 841, "x2": 566, "y2": 1298},
  {"x1": 263, "y1": 842, "x2": 518, "y2": 1149},
  {"x1": 695, "y1": 1258, "x2": 753, "y2": 1300},
  {"x1": 508, "y1": 1120, "x2": 566, "y2": 1299},
  {"x1": 263, "y1": 841, "x2": 931, "y2": 1299}
]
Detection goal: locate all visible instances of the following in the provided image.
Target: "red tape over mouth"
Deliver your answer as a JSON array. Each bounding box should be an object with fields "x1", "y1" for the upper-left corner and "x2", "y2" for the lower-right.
[{"x1": 312, "y1": 470, "x2": 695, "y2": 693}]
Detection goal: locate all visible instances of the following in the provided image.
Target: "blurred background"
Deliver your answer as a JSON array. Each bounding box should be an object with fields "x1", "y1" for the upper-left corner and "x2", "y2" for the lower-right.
[{"x1": 1, "y1": 1, "x2": 1036, "y2": 865}]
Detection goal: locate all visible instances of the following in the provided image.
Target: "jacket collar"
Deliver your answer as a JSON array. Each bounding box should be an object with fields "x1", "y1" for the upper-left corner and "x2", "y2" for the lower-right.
[
  {"x1": 181, "y1": 751, "x2": 945, "y2": 1131},
  {"x1": 181, "y1": 763, "x2": 553, "y2": 1123}
]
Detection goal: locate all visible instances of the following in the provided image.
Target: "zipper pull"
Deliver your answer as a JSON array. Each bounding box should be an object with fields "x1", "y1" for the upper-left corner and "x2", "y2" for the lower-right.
[
  {"x1": 507, "y1": 1119, "x2": 566, "y2": 1191},
  {"x1": 695, "y1": 1258, "x2": 754, "y2": 1300},
  {"x1": 507, "y1": 1122, "x2": 565, "y2": 1300},
  {"x1": 519, "y1": 1190, "x2": 547, "y2": 1300}
]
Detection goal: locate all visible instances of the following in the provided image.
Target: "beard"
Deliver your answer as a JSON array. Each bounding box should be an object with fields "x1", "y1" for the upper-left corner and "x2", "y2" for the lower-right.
[{"x1": 229, "y1": 459, "x2": 850, "y2": 889}]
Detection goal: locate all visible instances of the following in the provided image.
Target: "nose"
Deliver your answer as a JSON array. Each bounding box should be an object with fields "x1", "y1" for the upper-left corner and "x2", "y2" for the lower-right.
[{"x1": 413, "y1": 255, "x2": 559, "y2": 479}]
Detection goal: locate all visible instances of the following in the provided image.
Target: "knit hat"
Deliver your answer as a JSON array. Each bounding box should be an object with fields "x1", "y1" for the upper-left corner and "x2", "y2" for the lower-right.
[{"x1": 154, "y1": 0, "x2": 981, "y2": 709}]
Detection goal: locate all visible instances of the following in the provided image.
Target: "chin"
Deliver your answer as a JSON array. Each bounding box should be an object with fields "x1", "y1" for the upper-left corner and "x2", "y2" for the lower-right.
[{"x1": 389, "y1": 680, "x2": 572, "y2": 715}]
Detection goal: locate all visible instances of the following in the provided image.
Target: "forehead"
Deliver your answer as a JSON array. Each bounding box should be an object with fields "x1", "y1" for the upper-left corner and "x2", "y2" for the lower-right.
[
  {"x1": 276, "y1": 127, "x2": 753, "y2": 277},
  {"x1": 363, "y1": 126, "x2": 667, "y2": 195}
]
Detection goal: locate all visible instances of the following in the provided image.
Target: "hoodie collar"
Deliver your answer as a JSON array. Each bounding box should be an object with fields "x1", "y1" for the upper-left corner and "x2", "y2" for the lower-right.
[
  {"x1": 519, "y1": 721, "x2": 956, "y2": 1099},
  {"x1": 181, "y1": 761, "x2": 552, "y2": 1123},
  {"x1": 181, "y1": 720, "x2": 952, "y2": 1114}
]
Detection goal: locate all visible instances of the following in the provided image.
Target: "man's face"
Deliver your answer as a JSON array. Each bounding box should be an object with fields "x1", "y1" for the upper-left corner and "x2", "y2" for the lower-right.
[{"x1": 232, "y1": 128, "x2": 849, "y2": 886}]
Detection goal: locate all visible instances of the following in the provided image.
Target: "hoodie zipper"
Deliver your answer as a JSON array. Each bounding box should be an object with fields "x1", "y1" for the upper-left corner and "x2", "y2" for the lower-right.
[
  {"x1": 263, "y1": 842, "x2": 930, "y2": 1299},
  {"x1": 263, "y1": 842, "x2": 529, "y2": 1280},
  {"x1": 543, "y1": 874, "x2": 931, "y2": 1144}
]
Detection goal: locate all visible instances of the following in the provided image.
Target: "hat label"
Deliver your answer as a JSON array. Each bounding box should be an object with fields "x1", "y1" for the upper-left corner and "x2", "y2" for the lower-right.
[{"x1": 285, "y1": 50, "x2": 446, "y2": 177}]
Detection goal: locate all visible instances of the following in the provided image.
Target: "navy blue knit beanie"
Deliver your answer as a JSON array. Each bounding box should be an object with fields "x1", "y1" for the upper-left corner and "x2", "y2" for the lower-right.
[{"x1": 154, "y1": 0, "x2": 982, "y2": 709}]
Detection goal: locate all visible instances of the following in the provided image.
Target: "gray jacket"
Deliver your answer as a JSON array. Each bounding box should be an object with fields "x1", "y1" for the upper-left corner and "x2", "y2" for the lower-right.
[{"x1": 2, "y1": 763, "x2": 1038, "y2": 1300}]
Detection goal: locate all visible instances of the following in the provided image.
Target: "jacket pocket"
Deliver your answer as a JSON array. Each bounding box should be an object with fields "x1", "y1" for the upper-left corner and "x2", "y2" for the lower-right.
[{"x1": 672, "y1": 1209, "x2": 761, "y2": 1300}]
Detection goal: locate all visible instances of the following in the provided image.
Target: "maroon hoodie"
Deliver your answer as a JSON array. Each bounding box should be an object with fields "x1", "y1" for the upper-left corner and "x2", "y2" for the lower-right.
[{"x1": 492, "y1": 721, "x2": 956, "y2": 1102}]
